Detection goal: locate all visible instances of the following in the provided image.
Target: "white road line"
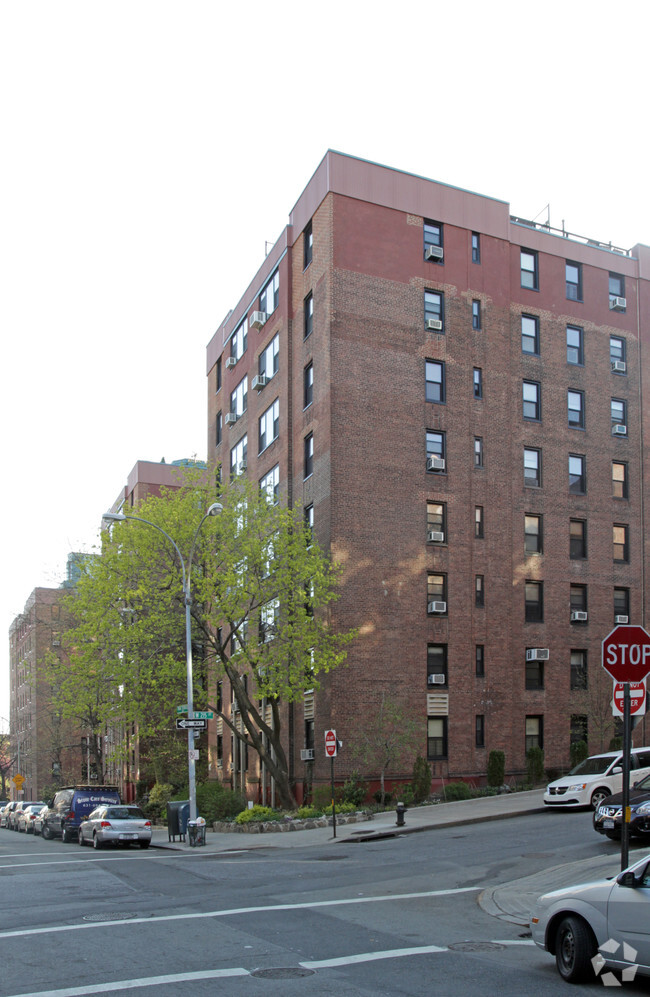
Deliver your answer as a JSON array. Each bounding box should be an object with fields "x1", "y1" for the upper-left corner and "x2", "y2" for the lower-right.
[
  {"x1": 0, "y1": 851, "x2": 249, "y2": 870},
  {"x1": 0, "y1": 887, "x2": 480, "y2": 940},
  {"x1": 301, "y1": 944, "x2": 448, "y2": 968}
]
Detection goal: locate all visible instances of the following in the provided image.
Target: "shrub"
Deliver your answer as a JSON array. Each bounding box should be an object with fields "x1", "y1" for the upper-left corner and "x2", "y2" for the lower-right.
[
  {"x1": 146, "y1": 783, "x2": 174, "y2": 822},
  {"x1": 442, "y1": 781, "x2": 473, "y2": 802},
  {"x1": 399, "y1": 784, "x2": 415, "y2": 807},
  {"x1": 313, "y1": 784, "x2": 342, "y2": 810},
  {"x1": 412, "y1": 756, "x2": 432, "y2": 803},
  {"x1": 295, "y1": 805, "x2": 322, "y2": 819},
  {"x1": 234, "y1": 805, "x2": 281, "y2": 825},
  {"x1": 526, "y1": 746, "x2": 545, "y2": 785},
  {"x1": 487, "y1": 750, "x2": 505, "y2": 787},
  {"x1": 341, "y1": 771, "x2": 366, "y2": 807},
  {"x1": 323, "y1": 801, "x2": 357, "y2": 815},
  {"x1": 373, "y1": 790, "x2": 393, "y2": 805},
  {"x1": 569, "y1": 740, "x2": 589, "y2": 768},
  {"x1": 172, "y1": 781, "x2": 246, "y2": 823}
]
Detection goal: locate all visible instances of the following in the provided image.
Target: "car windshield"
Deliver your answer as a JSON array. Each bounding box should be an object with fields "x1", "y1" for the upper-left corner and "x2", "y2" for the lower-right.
[
  {"x1": 569, "y1": 756, "x2": 615, "y2": 776},
  {"x1": 634, "y1": 774, "x2": 650, "y2": 791},
  {"x1": 105, "y1": 808, "x2": 145, "y2": 820}
]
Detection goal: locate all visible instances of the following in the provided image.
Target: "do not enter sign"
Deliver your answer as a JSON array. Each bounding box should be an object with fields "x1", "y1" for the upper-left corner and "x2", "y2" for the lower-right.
[
  {"x1": 602, "y1": 625, "x2": 650, "y2": 684},
  {"x1": 325, "y1": 729, "x2": 338, "y2": 758},
  {"x1": 613, "y1": 681, "x2": 646, "y2": 717}
]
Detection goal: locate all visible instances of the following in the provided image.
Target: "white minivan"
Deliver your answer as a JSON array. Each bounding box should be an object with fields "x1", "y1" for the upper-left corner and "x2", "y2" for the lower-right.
[{"x1": 544, "y1": 747, "x2": 650, "y2": 809}]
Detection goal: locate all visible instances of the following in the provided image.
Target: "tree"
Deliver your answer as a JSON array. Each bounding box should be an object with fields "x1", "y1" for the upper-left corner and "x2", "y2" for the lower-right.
[
  {"x1": 350, "y1": 693, "x2": 422, "y2": 805},
  {"x1": 51, "y1": 474, "x2": 354, "y2": 807}
]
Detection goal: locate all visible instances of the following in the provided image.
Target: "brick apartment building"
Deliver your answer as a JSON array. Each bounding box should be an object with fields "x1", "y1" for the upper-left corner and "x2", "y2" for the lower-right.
[{"x1": 206, "y1": 150, "x2": 650, "y2": 793}]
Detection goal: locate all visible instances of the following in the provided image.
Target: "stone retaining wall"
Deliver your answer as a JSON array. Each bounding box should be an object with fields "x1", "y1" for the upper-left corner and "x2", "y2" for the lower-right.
[{"x1": 213, "y1": 812, "x2": 374, "y2": 834}]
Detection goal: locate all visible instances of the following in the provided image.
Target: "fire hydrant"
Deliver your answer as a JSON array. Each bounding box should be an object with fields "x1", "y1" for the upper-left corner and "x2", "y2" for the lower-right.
[{"x1": 395, "y1": 802, "x2": 406, "y2": 827}]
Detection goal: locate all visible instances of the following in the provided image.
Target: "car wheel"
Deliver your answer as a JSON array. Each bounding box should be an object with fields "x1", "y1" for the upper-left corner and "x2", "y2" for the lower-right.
[
  {"x1": 62, "y1": 827, "x2": 73, "y2": 843},
  {"x1": 41, "y1": 824, "x2": 52, "y2": 841},
  {"x1": 590, "y1": 787, "x2": 610, "y2": 810},
  {"x1": 139, "y1": 841, "x2": 150, "y2": 850},
  {"x1": 93, "y1": 834, "x2": 103, "y2": 850},
  {"x1": 555, "y1": 915, "x2": 597, "y2": 982}
]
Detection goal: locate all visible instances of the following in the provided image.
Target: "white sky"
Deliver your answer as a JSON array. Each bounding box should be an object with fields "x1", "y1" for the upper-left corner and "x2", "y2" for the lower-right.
[{"x1": 2, "y1": 0, "x2": 649, "y2": 727}]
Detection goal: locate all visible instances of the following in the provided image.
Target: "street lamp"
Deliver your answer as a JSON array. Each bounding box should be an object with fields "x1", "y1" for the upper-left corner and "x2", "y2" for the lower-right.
[{"x1": 102, "y1": 502, "x2": 222, "y2": 822}]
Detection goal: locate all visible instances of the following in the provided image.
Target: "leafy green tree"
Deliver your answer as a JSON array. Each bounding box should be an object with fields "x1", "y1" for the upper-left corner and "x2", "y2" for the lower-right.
[{"x1": 350, "y1": 693, "x2": 422, "y2": 805}]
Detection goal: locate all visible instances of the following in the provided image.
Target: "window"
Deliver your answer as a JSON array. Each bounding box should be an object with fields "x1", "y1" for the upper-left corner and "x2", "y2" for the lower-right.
[
  {"x1": 612, "y1": 461, "x2": 628, "y2": 499},
  {"x1": 569, "y1": 454, "x2": 586, "y2": 494},
  {"x1": 471, "y1": 232, "x2": 481, "y2": 264},
  {"x1": 260, "y1": 599, "x2": 279, "y2": 642},
  {"x1": 304, "y1": 292, "x2": 313, "y2": 339},
  {"x1": 570, "y1": 650, "x2": 588, "y2": 691},
  {"x1": 525, "y1": 716, "x2": 543, "y2": 752},
  {"x1": 521, "y1": 249, "x2": 538, "y2": 290},
  {"x1": 475, "y1": 575, "x2": 484, "y2": 607},
  {"x1": 609, "y1": 272, "x2": 625, "y2": 310},
  {"x1": 525, "y1": 581, "x2": 543, "y2": 622},
  {"x1": 427, "y1": 717, "x2": 448, "y2": 760},
  {"x1": 610, "y1": 336, "x2": 626, "y2": 370},
  {"x1": 523, "y1": 380, "x2": 541, "y2": 420},
  {"x1": 473, "y1": 367, "x2": 483, "y2": 399},
  {"x1": 472, "y1": 299, "x2": 481, "y2": 330},
  {"x1": 427, "y1": 644, "x2": 447, "y2": 686},
  {"x1": 425, "y1": 360, "x2": 445, "y2": 403},
  {"x1": 216, "y1": 357, "x2": 222, "y2": 392},
  {"x1": 570, "y1": 585, "x2": 587, "y2": 617},
  {"x1": 474, "y1": 437, "x2": 484, "y2": 467},
  {"x1": 570, "y1": 715, "x2": 588, "y2": 747},
  {"x1": 566, "y1": 261, "x2": 582, "y2": 301},
  {"x1": 304, "y1": 433, "x2": 313, "y2": 478},
  {"x1": 524, "y1": 448, "x2": 541, "y2": 487},
  {"x1": 521, "y1": 315, "x2": 539, "y2": 355},
  {"x1": 259, "y1": 333, "x2": 279, "y2": 381},
  {"x1": 475, "y1": 644, "x2": 485, "y2": 677},
  {"x1": 525, "y1": 514, "x2": 542, "y2": 554},
  {"x1": 613, "y1": 524, "x2": 629, "y2": 563},
  {"x1": 614, "y1": 587, "x2": 629, "y2": 621},
  {"x1": 475, "y1": 715, "x2": 485, "y2": 748},
  {"x1": 566, "y1": 325, "x2": 584, "y2": 365},
  {"x1": 475, "y1": 506, "x2": 484, "y2": 538},
  {"x1": 427, "y1": 572, "x2": 447, "y2": 611},
  {"x1": 568, "y1": 390, "x2": 585, "y2": 428},
  {"x1": 231, "y1": 319, "x2": 248, "y2": 362},
  {"x1": 427, "y1": 501, "x2": 446, "y2": 541},
  {"x1": 611, "y1": 398, "x2": 627, "y2": 433},
  {"x1": 215, "y1": 412, "x2": 222, "y2": 447},
  {"x1": 260, "y1": 270, "x2": 279, "y2": 316},
  {"x1": 304, "y1": 503, "x2": 314, "y2": 540},
  {"x1": 426, "y1": 431, "x2": 446, "y2": 470},
  {"x1": 230, "y1": 375, "x2": 248, "y2": 418},
  {"x1": 303, "y1": 220, "x2": 313, "y2": 269},
  {"x1": 303, "y1": 361, "x2": 313, "y2": 408},
  {"x1": 424, "y1": 219, "x2": 443, "y2": 260},
  {"x1": 260, "y1": 465, "x2": 279, "y2": 504},
  {"x1": 230, "y1": 435, "x2": 247, "y2": 477},
  {"x1": 570, "y1": 519, "x2": 587, "y2": 559},
  {"x1": 424, "y1": 290, "x2": 444, "y2": 330},
  {"x1": 525, "y1": 657, "x2": 544, "y2": 690}
]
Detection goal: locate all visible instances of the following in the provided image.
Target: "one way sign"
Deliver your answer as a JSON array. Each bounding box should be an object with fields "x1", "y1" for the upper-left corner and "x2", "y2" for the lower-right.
[{"x1": 175, "y1": 718, "x2": 208, "y2": 731}]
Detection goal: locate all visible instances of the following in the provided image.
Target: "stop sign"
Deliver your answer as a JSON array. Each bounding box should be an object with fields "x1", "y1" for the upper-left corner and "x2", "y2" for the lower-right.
[
  {"x1": 325, "y1": 729, "x2": 337, "y2": 758},
  {"x1": 602, "y1": 625, "x2": 650, "y2": 683}
]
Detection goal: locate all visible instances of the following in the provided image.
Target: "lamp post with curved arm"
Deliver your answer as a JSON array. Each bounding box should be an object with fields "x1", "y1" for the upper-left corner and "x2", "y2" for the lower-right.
[{"x1": 102, "y1": 503, "x2": 222, "y2": 822}]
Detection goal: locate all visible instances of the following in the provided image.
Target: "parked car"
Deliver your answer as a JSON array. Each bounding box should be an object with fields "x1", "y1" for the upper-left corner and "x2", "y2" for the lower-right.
[
  {"x1": 544, "y1": 747, "x2": 650, "y2": 809},
  {"x1": 40, "y1": 786, "x2": 121, "y2": 842},
  {"x1": 0, "y1": 802, "x2": 18, "y2": 827},
  {"x1": 78, "y1": 805, "x2": 152, "y2": 849},
  {"x1": 531, "y1": 852, "x2": 650, "y2": 982},
  {"x1": 16, "y1": 803, "x2": 46, "y2": 833},
  {"x1": 8, "y1": 801, "x2": 45, "y2": 830},
  {"x1": 593, "y1": 772, "x2": 650, "y2": 841},
  {"x1": 32, "y1": 805, "x2": 54, "y2": 836}
]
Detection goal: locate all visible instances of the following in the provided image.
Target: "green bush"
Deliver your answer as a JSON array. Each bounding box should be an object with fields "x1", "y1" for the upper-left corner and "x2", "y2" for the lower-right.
[
  {"x1": 295, "y1": 805, "x2": 322, "y2": 819},
  {"x1": 487, "y1": 750, "x2": 505, "y2": 787},
  {"x1": 235, "y1": 805, "x2": 281, "y2": 825},
  {"x1": 526, "y1": 746, "x2": 545, "y2": 785},
  {"x1": 172, "y1": 781, "x2": 246, "y2": 823},
  {"x1": 373, "y1": 790, "x2": 393, "y2": 805},
  {"x1": 146, "y1": 783, "x2": 174, "y2": 822},
  {"x1": 569, "y1": 740, "x2": 589, "y2": 768},
  {"x1": 412, "y1": 756, "x2": 432, "y2": 803},
  {"x1": 341, "y1": 771, "x2": 367, "y2": 807},
  {"x1": 323, "y1": 801, "x2": 357, "y2": 815},
  {"x1": 442, "y1": 781, "x2": 473, "y2": 801},
  {"x1": 399, "y1": 784, "x2": 415, "y2": 807},
  {"x1": 313, "y1": 784, "x2": 341, "y2": 810}
]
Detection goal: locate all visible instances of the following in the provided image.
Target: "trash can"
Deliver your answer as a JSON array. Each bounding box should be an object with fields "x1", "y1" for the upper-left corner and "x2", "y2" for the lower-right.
[
  {"x1": 187, "y1": 816, "x2": 206, "y2": 847},
  {"x1": 167, "y1": 800, "x2": 190, "y2": 842}
]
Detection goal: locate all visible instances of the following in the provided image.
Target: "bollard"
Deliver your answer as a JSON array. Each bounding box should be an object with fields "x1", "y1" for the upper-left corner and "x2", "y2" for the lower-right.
[{"x1": 395, "y1": 802, "x2": 406, "y2": 827}]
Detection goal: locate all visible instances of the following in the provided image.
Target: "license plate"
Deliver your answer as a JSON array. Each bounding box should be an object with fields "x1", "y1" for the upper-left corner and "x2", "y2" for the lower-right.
[
  {"x1": 603, "y1": 819, "x2": 615, "y2": 829},
  {"x1": 119, "y1": 833, "x2": 138, "y2": 840}
]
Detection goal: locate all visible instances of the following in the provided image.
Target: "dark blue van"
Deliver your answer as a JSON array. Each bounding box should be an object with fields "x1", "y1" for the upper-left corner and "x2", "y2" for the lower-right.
[{"x1": 41, "y1": 786, "x2": 121, "y2": 842}]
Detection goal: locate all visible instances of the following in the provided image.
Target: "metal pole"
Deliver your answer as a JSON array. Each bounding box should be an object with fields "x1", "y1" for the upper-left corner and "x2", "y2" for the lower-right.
[
  {"x1": 330, "y1": 756, "x2": 337, "y2": 839},
  {"x1": 621, "y1": 684, "x2": 631, "y2": 871},
  {"x1": 184, "y1": 590, "x2": 197, "y2": 822}
]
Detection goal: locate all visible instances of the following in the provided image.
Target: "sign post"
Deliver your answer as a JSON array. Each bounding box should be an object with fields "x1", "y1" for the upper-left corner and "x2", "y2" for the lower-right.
[
  {"x1": 325, "y1": 729, "x2": 338, "y2": 838},
  {"x1": 602, "y1": 624, "x2": 650, "y2": 870}
]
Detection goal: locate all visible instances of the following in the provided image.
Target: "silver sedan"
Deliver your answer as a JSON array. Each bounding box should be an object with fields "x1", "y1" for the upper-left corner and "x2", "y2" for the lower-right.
[{"x1": 78, "y1": 805, "x2": 152, "y2": 850}]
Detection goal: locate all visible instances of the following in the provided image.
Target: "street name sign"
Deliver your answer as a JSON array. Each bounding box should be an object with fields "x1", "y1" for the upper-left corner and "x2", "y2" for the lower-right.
[
  {"x1": 602, "y1": 625, "x2": 650, "y2": 684},
  {"x1": 175, "y1": 718, "x2": 208, "y2": 731},
  {"x1": 613, "y1": 680, "x2": 646, "y2": 717},
  {"x1": 193, "y1": 711, "x2": 213, "y2": 720},
  {"x1": 176, "y1": 704, "x2": 188, "y2": 714}
]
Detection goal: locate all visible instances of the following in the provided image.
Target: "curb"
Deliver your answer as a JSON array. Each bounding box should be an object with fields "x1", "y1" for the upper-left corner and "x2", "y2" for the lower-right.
[{"x1": 345, "y1": 805, "x2": 545, "y2": 843}]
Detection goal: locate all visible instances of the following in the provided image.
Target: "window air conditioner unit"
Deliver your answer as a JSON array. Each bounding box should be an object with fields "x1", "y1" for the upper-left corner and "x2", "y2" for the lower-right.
[
  {"x1": 571, "y1": 611, "x2": 588, "y2": 622},
  {"x1": 225, "y1": 412, "x2": 238, "y2": 426},
  {"x1": 250, "y1": 311, "x2": 267, "y2": 329},
  {"x1": 252, "y1": 374, "x2": 267, "y2": 391},
  {"x1": 611, "y1": 360, "x2": 626, "y2": 373},
  {"x1": 300, "y1": 748, "x2": 314, "y2": 761},
  {"x1": 237, "y1": 461, "x2": 247, "y2": 473},
  {"x1": 428, "y1": 600, "x2": 447, "y2": 614},
  {"x1": 427, "y1": 530, "x2": 445, "y2": 543},
  {"x1": 615, "y1": 615, "x2": 629, "y2": 624},
  {"x1": 427, "y1": 673, "x2": 446, "y2": 685},
  {"x1": 424, "y1": 245, "x2": 444, "y2": 261},
  {"x1": 612, "y1": 424, "x2": 627, "y2": 436},
  {"x1": 52, "y1": 638, "x2": 61, "y2": 647},
  {"x1": 427, "y1": 456, "x2": 445, "y2": 471},
  {"x1": 610, "y1": 296, "x2": 627, "y2": 311},
  {"x1": 225, "y1": 356, "x2": 237, "y2": 369},
  {"x1": 426, "y1": 318, "x2": 443, "y2": 332},
  {"x1": 526, "y1": 648, "x2": 549, "y2": 662}
]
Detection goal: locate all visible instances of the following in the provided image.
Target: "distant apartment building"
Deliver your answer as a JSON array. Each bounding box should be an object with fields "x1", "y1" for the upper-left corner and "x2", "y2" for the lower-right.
[{"x1": 205, "y1": 150, "x2": 648, "y2": 794}]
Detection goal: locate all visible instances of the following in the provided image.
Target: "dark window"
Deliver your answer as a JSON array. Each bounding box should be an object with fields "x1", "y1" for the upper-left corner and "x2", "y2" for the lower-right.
[
  {"x1": 260, "y1": 271, "x2": 279, "y2": 316},
  {"x1": 567, "y1": 325, "x2": 584, "y2": 365},
  {"x1": 611, "y1": 398, "x2": 627, "y2": 434},
  {"x1": 303, "y1": 361, "x2": 313, "y2": 408},
  {"x1": 425, "y1": 360, "x2": 445, "y2": 403},
  {"x1": 569, "y1": 454, "x2": 586, "y2": 494},
  {"x1": 472, "y1": 299, "x2": 481, "y2": 330},
  {"x1": 568, "y1": 390, "x2": 585, "y2": 429},
  {"x1": 525, "y1": 581, "x2": 543, "y2": 622},
  {"x1": 304, "y1": 292, "x2": 313, "y2": 339},
  {"x1": 424, "y1": 220, "x2": 444, "y2": 261},
  {"x1": 570, "y1": 650, "x2": 588, "y2": 690},
  {"x1": 521, "y1": 249, "x2": 538, "y2": 290},
  {"x1": 216, "y1": 357, "x2": 222, "y2": 392},
  {"x1": 521, "y1": 315, "x2": 539, "y2": 354},
  {"x1": 475, "y1": 575, "x2": 484, "y2": 607},
  {"x1": 524, "y1": 448, "x2": 541, "y2": 487},
  {"x1": 570, "y1": 585, "x2": 587, "y2": 618},
  {"x1": 570, "y1": 715, "x2": 588, "y2": 746},
  {"x1": 427, "y1": 573, "x2": 447, "y2": 612},
  {"x1": 304, "y1": 433, "x2": 313, "y2": 479},
  {"x1": 610, "y1": 336, "x2": 626, "y2": 371},
  {"x1": 427, "y1": 644, "x2": 447, "y2": 686},
  {"x1": 570, "y1": 519, "x2": 587, "y2": 559},
  {"x1": 215, "y1": 412, "x2": 222, "y2": 447},
  {"x1": 614, "y1": 587, "x2": 629, "y2": 622},
  {"x1": 471, "y1": 232, "x2": 481, "y2": 264},
  {"x1": 427, "y1": 502, "x2": 446, "y2": 542},
  {"x1": 474, "y1": 437, "x2": 484, "y2": 468},
  {"x1": 525, "y1": 659, "x2": 544, "y2": 690},
  {"x1": 525, "y1": 514, "x2": 542, "y2": 554},
  {"x1": 426, "y1": 431, "x2": 446, "y2": 471},
  {"x1": 566, "y1": 261, "x2": 582, "y2": 301},
  {"x1": 475, "y1": 715, "x2": 485, "y2": 748},
  {"x1": 427, "y1": 717, "x2": 448, "y2": 760},
  {"x1": 612, "y1": 461, "x2": 628, "y2": 499},
  {"x1": 473, "y1": 367, "x2": 483, "y2": 399},
  {"x1": 523, "y1": 380, "x2": 541, "y2": 420},
  {"x1": 525, "y1": 716, "x2": 543, "y2": 752},
  {"x1": 424, "y1": 290, "x2": 444, "y2": 331},
  {"x1": 303, "y1": 220, "x2": 313, "y2": 269},
  {"x1": 609, "y1": 272, "x2": 626, "y2": 311},
  {"x1": 475, "y1": 644, "x2": 485, "y2": 677},
  {"x1": 613, "y1": 524, "x2": 629, "y2": 563},
  {"x1": 475, "y1": 506, "x2": 484, "y2": 538}
]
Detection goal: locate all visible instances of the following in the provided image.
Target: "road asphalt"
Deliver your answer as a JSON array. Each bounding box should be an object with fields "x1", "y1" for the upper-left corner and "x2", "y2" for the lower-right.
[{"x1": 150, "y1": 789, "x2": 638, "y2": 926}]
